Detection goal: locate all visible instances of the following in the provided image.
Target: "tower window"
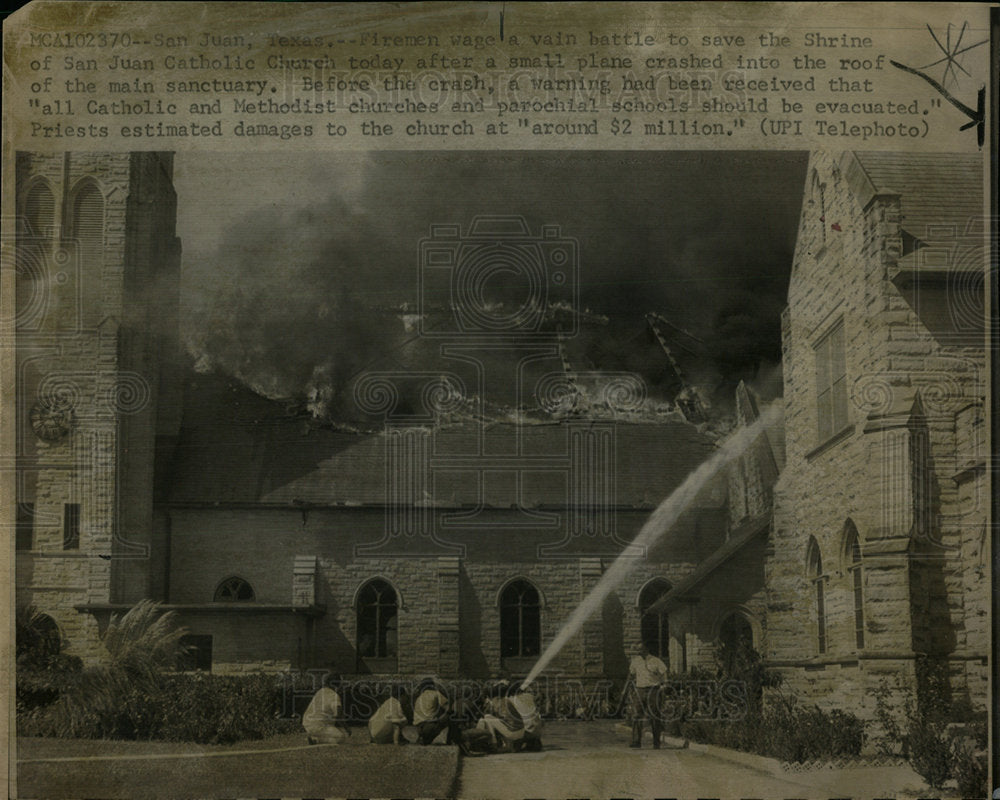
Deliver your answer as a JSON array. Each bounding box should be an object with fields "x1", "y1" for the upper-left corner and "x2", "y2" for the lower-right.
[
  {"x1": 815, "y1": 320, "x2": 847, "y2": 443},
  {"x1": 500, "y1": 579, "x2": 541, "y2": 661},
  {"x1": 71, "y1": 181, "x2": 104, "y2": 324},
  {"x1": 214, "y1": 576, "x2": 255, "y2": 602},
  {"x1": 638, "y1": 578, "x2": 672, "y2": 667},
  {"x1": 63, "y1": 503, "x2": 80, "y2": 550}
]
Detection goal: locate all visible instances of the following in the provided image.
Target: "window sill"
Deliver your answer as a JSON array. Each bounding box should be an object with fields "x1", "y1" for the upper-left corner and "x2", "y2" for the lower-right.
[
  {"x1": 357, "y1": 656, "x2": 399, "y2": 674},
  {"x1": 501, "y1": 656, "x2": 538, "y2": 676},
  {"x1": 805, "y1": 424, "x2": 855, "y2": 461},
  {"x1": 75, "y1": 602, "x2": 326, "y2": 617},
  {"x1": 18, "y1": 549, "x2": 91, "y2": 558}
]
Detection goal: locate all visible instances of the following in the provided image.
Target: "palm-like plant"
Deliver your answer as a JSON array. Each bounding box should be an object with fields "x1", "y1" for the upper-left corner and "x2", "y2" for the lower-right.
[
  {"x1": 54, "y1": 600, "x2": 190, "y2": 738},
  {"x1": 102, "y1": 599, "x2": 190, "y2": 677}
]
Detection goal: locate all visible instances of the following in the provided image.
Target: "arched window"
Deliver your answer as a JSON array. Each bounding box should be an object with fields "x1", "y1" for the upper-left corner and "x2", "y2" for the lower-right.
[
  {"x1": 717, "y1": 612, "x2": 756, "y2": 678},
  {"x1": 719, "y1": 613, "x2": 754, "y2": 651},
  {"x1": 844, "y1": 523, "x2": 865, "y2": 650},
  {"x1": 638, "y1": 578, "x2": 672, "y2": 666},
  {"x1": 500, "y1": 579, "x2": 541, "y2": 661},
  {"x1": 20, "y1": 182, "x2": 55, "y2": 239},
  {"x1": 214, "y1": 576, "x2": 255, "y2": 602},
  {"x1": 357, "y1": 579, "x2": 398, "y2": 669},
  {"x1": 70, "y1": 181, "x2": 104, "y2": 322},
  {"x1": 807, "y1": 538, "x2": 826, "y2": 655},
  {"x1": 17, "y1": 182, "x2": 55, "y2": 329}
]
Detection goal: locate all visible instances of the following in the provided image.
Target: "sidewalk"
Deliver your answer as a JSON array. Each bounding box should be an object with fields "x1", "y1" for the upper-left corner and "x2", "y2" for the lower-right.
[
  {"x1": 16, "y1": 733, "x2": 460, "y2": 799},
  {"x1": 457, "y1": 721, "x2": 936, "y2": 800}
]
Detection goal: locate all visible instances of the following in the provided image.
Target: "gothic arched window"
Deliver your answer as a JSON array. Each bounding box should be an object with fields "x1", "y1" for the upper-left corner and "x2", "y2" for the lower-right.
[
  {"x1": 807, "y1": 537, "x2": 826, "y2": 655},
  {"x1": 719, "y1": 612, "x2": 754, "y2": 652},
  {"x1": 500, "y1": 579, "x2": 541, "y2": 660},
  {"x1": 638, "y1": 578, "x2": 672, "y2": 665},
  {"x1": 357, "y1": 579, "x2": 398, "y2": 667},
  {"x1": 214, "y1": 576, "x2": 255, "y2": 602},
  {"x1": 844, "y1": 523, "x2": 865, "y2": 650},
  {"x1": 17, "y1": 182, "x2": 55, "y2": 329},
  {"x1": 20, "y1": 181, "x2": 55, "y2": 242}
]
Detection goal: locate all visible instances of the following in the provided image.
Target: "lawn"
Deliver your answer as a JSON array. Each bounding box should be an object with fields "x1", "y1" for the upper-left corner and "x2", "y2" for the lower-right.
[{"x1": 16, "y1": 731, "x2": 459, "y2": 799}]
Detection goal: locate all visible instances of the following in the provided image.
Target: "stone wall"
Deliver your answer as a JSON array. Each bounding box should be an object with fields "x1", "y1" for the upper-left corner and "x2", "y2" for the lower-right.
[
  {"x1": 15, "y1": 152, "x2": 180, "y2": 665},
  {"x1": 770, "y1": 151, "x2": 988, "y2": 716},
  {"x1": 165, "y1": 504, "x2": 708, "y2": 678}
]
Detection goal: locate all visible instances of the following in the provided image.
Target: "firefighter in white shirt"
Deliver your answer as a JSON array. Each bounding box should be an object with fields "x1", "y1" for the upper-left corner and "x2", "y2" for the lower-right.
[{"x1": 628, "y1": 642, "x2": 667, "y2": 748}]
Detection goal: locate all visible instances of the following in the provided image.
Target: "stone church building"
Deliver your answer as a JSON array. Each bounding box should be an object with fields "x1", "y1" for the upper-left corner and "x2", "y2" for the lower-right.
[
  {"x1": 13, "y1": 151, "x2": 988, "y2": 718},
  {"x1": 657, "y1": 151, "x2": 988, "y2": 716}
]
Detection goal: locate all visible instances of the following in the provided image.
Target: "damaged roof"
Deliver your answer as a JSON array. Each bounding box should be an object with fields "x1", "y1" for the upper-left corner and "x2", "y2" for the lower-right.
[{"x1": 167, "y1": 372, "x2": 721, "y2": 509}]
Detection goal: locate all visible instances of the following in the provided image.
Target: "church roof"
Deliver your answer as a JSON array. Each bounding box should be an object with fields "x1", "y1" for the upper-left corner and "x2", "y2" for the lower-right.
[
  {"x1": 166, "y1": 372, "x2": 720, "y2": 509},
  {"x1": 846, "y1": 152, "x2": 983, "y2": 248}
]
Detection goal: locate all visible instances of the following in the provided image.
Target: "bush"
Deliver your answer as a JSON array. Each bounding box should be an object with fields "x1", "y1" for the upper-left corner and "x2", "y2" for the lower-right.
[
  {"x1": 951, "y1": 734, "x2": 987, "y2": 799},
  {"x1": 680, "y1": 695, "x2": 864, "y2": 763},
  {"x1": 17, "y1": 601, "x2": 297, "y2": 743},
  {"x1": 16, "y1": 657, "x2": 82, "y2": 716},
  {"x1": 873, "y1": 657, "x2": 990, "y2": 792},
  {"x1": 24, "y1": 670, "x2": 295, "y2": 743},
  {"x1": 15, "y1": 603, "x2": 83, "y2": 727},
  {"x1": 906, "y1": 719, "x2": 951, "y2": 789},
  {"x1": 674, "y1": 636, "x2": 861, "y2": 764}
]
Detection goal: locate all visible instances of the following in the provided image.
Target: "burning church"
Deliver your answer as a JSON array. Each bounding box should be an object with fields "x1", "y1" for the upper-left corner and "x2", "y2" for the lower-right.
[
  {"x1": 13, "y1": 150, "x2": 988, "y2": 722},
  {"x1": 13, "y1": 152, "x2": 729, "y2": 682}
]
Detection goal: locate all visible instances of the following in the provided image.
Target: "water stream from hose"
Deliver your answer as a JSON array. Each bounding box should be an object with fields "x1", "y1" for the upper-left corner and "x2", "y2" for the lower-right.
[{"x1": 523, "y1": 403, "x2": 780, "y2": 688}]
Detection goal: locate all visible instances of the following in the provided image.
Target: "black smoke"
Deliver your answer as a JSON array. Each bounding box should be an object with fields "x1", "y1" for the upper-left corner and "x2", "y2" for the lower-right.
[{"x1": 179, "y1": 151, "x2": 807, "y2": 421}]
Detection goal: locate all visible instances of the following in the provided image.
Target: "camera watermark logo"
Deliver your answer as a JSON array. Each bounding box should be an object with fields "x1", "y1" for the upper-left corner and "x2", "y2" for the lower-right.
[
  {"x1": 354, "y1": 215, "x2": 649, "y2": 558},
  {"x1": 3, "y1": 214, "x2": 84, "y2": 335},
  {"x1": 418, "y1": 215, "x2": 578, "y2": 339}
]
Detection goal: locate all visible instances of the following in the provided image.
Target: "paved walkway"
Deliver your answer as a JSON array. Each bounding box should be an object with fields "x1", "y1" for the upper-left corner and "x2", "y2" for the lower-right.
[
  {"x1": 16, "y1": 733, "x2": 458, "y2": 799},
  {"x1": 17, "y1": 724, "x2": 936, "y2": 799},
  {"x1": 457, "y1": 722, "x2": 934, "y2": 800}
]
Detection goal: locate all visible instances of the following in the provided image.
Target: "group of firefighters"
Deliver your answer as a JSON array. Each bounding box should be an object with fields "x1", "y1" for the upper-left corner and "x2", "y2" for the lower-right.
[
  {"x1": 301, "y1": 641, "x2": 668, "y2": 754},
  {"x1": 302, "y1": 675, "x2": 543, "y2": 756}
]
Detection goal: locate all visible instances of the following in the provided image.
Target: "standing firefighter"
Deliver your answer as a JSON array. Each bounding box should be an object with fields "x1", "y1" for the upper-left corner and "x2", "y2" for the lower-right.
[{"x1": 628, "y1": 642, "x2": 667, "y2": 748}]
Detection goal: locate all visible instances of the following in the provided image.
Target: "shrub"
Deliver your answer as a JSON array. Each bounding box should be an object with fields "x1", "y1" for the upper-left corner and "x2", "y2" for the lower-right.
[
  {"x1": 17, "y1": 603, "x2": 303, "y2": 743},
  {"x1": 26, "y1": 670, "x2": 294, "y2": 743},
  {"x1": 951, "y1": 735, "x2": 987, "y2": 799},
  {"x1": 680, "y1": 694, "x2": 864, "y2": 763},
  {"x1": 905, "y1": 718, "x2": 951, "y2": 788},
  {"x1": 47, "y1": 600, "x2": 191, "y2": 738},
  {"x1": 674, "y1": 637, "x2": 858, "y2": 764},
  {"x1": 154, "y1": 673, "x2": 293, "y2": 743},
  {"x1": 15, "y1": 603, "x2": 83, "y2": 727},
  {"x1": 948, "y1": 715, "x2": 987, "y2": 799},
  {"x1": 871, "y1": 678, "x2": 907, "y2": 756}
]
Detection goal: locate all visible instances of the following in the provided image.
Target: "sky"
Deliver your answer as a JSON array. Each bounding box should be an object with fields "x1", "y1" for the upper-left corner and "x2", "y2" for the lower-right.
[{"x1": 173, "y1": 150, "x2": 808, "y2": 420}]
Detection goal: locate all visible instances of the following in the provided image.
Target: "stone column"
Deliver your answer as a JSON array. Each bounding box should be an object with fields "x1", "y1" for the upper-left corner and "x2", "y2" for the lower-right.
[
  {"x1": 437, "y1": 556, "x2": 461, "y2": 676},
  {"x1": 292, "y1": 555, "x2": 318, "y2": 607}
]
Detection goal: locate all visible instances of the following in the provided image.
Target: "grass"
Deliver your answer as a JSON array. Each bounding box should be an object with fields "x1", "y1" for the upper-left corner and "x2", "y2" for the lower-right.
[{"x1": 17, "y1": 731, "x2": 459, "y2": 799}]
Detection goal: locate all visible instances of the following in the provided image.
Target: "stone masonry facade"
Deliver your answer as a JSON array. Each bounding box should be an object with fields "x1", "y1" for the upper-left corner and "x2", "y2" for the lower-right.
[
  {"x1": 766, "y1": 151, "x2": 988, "y2": 720},
  {"x1": 14, "y1": 152, "x2": 181, "y2": 664},
  {"x1": 13, "y1": 152, "x2": 987, "y2": 729}
]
